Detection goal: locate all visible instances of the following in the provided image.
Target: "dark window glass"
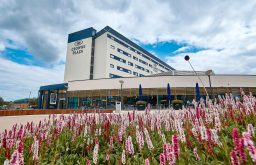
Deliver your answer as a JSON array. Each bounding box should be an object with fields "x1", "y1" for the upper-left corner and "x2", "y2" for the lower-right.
[{"x1": 110, "y1": 54, "x2": 126, "y2": 63}]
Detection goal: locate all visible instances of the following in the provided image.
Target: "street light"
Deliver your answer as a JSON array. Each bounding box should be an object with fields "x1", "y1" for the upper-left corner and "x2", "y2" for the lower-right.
[
  {"x1": 119, "y1": 80, "x2": 124, "y2": 110},
  {"x1": 206, "y1": 69, "x2": 214, "y2": 99},
  {"x1": 184, "y1": 55, "x2": 209, "y2": 97}
]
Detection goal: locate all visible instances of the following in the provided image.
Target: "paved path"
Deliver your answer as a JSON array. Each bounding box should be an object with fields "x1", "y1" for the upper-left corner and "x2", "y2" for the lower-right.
[{"x1": 0, "y1": 109, "x2": 179, "y2": 133}]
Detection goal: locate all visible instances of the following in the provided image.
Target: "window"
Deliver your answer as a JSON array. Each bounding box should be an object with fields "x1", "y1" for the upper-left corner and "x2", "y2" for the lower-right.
[
  {"x1": 145, "y1": 69, "x2": 149, "y2": 73},
  {"x1": 117, "y1": 48, "x2": 131, "y2": 57},
  {"x1": 139, "y1": 59, "x2": 148, "y2": 66},
  {"x1": 110, "y1": 54, "x2": 126, "y2": 64},
  {"x1": 133, "y1": 56, "x2": 138, "y2": 61},
  {"x1": 139, "y1": 74, "x2": 144, "y2": 77},
  {"x1": 109, "y1": 73, "x2": 122, "y2": 78},
  {"x1": 110, "y1": 64, "x2": 114, "y2": 68},
  {"x1": 149, "y1": 64, "x2": 152, "y2": 68},
  {"x1": 133, "y1": 71, "x2": 138, "y2": 76},
  {"x1": 135, "y1": 64, "x2": 145, "y2": 71},
  {"x1": 110, "y1": 45, "x2": 115, "y2": 49},
  {"x1": 128, "y1": 61, "x2": 133, "y2": 66},
  {"x1": 117, "y1": 66, "x2": 132, "y2": 74}
]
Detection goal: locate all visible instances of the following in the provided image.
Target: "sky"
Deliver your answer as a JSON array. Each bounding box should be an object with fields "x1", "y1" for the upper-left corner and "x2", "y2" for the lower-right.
[{"x1": 0, "y1": 0, "x2": 256, "y2": 101}]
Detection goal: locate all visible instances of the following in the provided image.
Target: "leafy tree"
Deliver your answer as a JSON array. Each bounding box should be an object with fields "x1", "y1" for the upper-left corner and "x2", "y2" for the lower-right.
[{"x1": 0, "y1": 97, "x2": 4, "y2": 106}]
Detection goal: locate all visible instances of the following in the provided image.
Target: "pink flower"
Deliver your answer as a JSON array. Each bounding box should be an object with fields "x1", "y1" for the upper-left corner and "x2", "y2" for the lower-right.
[
  {"x1": 172, "y1": 135, "x2": 179, "y2": 160},
  {"x1": 125, "y1": 136, "x2": 134, "y2": 155},
  {"x1": 121, "y1": 149, "x2": 126, "y2": 164},
  {"x1": 144, "y1": 128, "x2": 154, "y2": 150},
  {"x1": 106, "y1": 154, "x2": 110, "y2": 161},
  {"x1": 86, "y1": 160, "x2": 91, "y2": 165},
  {"x1": 139, "y1": 131, "x2": 144, "y2": 150},
  {"x1": 238, "y1": 138, "x2": 246, "y2": 164},
  {"x1": 93, "y1": 143, "x2": 99, "y2": 164},
  {"x1": 160, "y1": 153, "x2": 166, "y2": 165},
  {"x1": 32, "y1": 139, "x2": 39, "y2": 161},
  {"x1": 145, "y1": 158, "x2": 150, "y2": 165},
  {"x1": 248, "y1": 124, "x2": 254, "y2": 136},
  {"x1": 230, "y1": 149, "x2": 239, "y2": 165},
  {"x1": 193, "y1": 147, "x2": 200, "y2": 161},
  {"x1": 232, "y1": 128, "x2": 240, "y2": 150},
  {"x1": 109, "y1": 136, "x2": 113, "y2": 149}
]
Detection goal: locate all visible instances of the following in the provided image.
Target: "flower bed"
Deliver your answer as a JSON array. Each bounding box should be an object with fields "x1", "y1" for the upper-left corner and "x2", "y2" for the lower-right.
[{"x1": 0, "y1": 91, "x2": 256, "y2": 164}]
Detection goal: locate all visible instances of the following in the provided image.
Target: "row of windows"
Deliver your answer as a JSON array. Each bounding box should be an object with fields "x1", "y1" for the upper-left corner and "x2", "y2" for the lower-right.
[
  {"x1": 110, "y1": 53, "x2": 150, "y2": 74},
  {"x1": 117, "y1": 66, "x2": 132, "y2": 74},
  {"x1": 109, "y1": 73, "x2": 122, "y2": 78},
  {"x1": 111, "y1": 44, "x2": 165, "y2": 72},
  {"x1": 110, "y1": 64, "x2": 145, "y2": 77},
  {"x1": 108, "y1": 34, "x2": 169, "y2": 71},
  {"x1": 117, "y1": 48, "x2": 131, "y2": 57},
  {"x1": 110, "y1": 54, "x2": 126, "y2": 64}
]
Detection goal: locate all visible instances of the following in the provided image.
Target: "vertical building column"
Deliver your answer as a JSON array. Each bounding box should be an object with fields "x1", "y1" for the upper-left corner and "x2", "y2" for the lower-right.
[
  {"x1": 38, "y1": 90, "x2": 42, "y2": 109},
  {"x1": 89, "y1": 36, "x2": 96, "y2": 80},
  {"x1": 56, "y1": 89, "x2": 59, "y2": 109},
  {"x1": 46, "y1": 90, "x2": 50, "y2": 109}
]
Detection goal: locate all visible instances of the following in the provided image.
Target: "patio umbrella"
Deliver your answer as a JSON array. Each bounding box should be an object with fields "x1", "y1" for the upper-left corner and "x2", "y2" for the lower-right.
[
  {"x1": 139, "y1": 84, "x2": 143, "y2": 101},
  {"x1": 167, "y1": 83, "x2": 171, "y2": 108},
  {"x1": 196, "y1": 83, "x2": 201, "y2": 102}
]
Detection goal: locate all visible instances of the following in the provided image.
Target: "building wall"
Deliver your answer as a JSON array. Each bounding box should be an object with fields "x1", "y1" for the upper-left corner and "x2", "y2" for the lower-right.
[
  {"x1": 104, "y1": 33, "x2": 171, "y2": 79},
  {"x1": 93, "y1": 33, "x2": 108, "y2": 79},
  {"x1": 68, "y1": 75, "x2": 256, "y2": 91},
  {"x1": 64, "y1": 37, "x2": 93, "y2": 82}
]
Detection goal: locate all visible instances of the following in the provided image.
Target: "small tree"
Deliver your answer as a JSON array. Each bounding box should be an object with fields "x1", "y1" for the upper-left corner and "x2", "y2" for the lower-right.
[{"x1": 0, "y1": 97, "x2": 4, "y2": 106}]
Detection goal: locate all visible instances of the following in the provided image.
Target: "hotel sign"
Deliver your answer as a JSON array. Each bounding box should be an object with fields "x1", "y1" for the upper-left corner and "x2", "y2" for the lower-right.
[{"x1": 71, "y1": 40, "x2": 86, "y2": 55}]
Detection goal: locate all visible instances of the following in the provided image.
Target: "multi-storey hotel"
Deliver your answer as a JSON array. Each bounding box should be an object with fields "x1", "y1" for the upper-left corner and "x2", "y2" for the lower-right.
[
  {"x1": 64, "y1": 26, "x2": 174, "y2": 82},
  {"x1": 38, "y1": 26, "x2": 256, "y2": 110}
]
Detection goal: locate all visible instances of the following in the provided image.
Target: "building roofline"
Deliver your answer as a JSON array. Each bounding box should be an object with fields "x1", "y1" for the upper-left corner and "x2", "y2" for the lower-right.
[
  {"x1": 68, "y1": 74, "x2": 256, "y2": 83},
  {"x1": 95, "y1": 26, "x2": 175, "y2": 70}
]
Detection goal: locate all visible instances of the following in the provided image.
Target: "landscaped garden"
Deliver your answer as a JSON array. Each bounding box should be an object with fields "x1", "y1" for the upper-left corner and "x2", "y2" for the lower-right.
[{"x1": 0, "y1": 90, "x2": 256, "y2": 164}]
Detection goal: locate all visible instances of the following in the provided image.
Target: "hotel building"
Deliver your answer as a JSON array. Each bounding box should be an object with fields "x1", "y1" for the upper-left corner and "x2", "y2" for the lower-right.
[{"x1": 38, "y1": 26, "x2": 256, "y2": 109}]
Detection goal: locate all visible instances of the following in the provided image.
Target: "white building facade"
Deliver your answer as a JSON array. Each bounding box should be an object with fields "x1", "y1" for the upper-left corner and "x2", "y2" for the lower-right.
[{"x1": 64, "y1": 26, "x2": 174, "y2": 82}]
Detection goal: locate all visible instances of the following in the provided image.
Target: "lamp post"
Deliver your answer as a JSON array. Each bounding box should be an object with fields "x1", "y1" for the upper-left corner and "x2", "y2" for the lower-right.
[
  {"x1": 206, "y1": 69, "x2": 214, "y2": 99},
  {"x1": 119, "y1": 80, "x2": 124, "y2": 110},
  {"x1": 184, "y1": 55, "x2": 209, "y2": 97}
]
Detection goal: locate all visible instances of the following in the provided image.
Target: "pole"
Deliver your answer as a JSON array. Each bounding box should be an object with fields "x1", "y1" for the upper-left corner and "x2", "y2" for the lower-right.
[
  {"x1": 187, "y1": 60, "x2": 209, "y2": 97},
  {"x1": 208, "y1": 75, "x2": 214, "y2": 99},
  {"x1": 121, "y1": 83, "x2": 123, "y2": 110}
]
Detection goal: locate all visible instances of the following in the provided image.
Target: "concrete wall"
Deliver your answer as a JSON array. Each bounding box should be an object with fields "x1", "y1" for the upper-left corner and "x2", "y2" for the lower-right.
[
  {"x1": 68, "y1": 75, "x2": 256, "y2": 91},
  {"x1": 94, "y1": 33, "x2": 108, "y2": 79},
  {"x1": 64, "y1": 37, "x2": 93, "y2": 82}
]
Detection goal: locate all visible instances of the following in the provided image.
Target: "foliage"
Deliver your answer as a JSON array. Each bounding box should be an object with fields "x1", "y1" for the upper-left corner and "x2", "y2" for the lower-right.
[{"x1": 0, "y1": 91, "x2": 256, "y2": 164}]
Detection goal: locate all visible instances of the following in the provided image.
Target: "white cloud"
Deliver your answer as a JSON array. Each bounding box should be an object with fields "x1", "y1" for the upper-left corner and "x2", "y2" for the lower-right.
[{"x1": 0, "y1": 57, "x2": 64, "y2": 101}]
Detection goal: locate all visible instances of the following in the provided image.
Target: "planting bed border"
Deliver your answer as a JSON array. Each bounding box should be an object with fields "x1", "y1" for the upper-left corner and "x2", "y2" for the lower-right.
[{"x1": 0, "y1": 109, "x2": 113, "y2": 116}]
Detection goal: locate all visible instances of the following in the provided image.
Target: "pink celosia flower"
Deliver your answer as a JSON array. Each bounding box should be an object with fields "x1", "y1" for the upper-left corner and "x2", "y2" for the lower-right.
[
  {"x1": 172, "y1": 134, "x2": 179, "y2": 160},
  {"x1": 144, "y1": 127, "x2": 154, "y2": 150},
  {"x1": 248, "y1": 124, "x2": 254, "y2": 136},
  {"x1": 86, "y1": 159, "x2": 91, "y2": 165},
  {"x1": 93, "y1": 143, "x2": 99, "y2": 164},
  {"x1": 238, "y1": 138, "x2": 246, "y2": 164},
  {"x1": 193, "y1": 147, "x2": 200, "y2": 161},
  {"x1": 125, "y1": 136, "x2": 134, "y2": 155},
  {"x1": 106, "y1": 154, "x2": 109, "y2": 161},
  {"x1": 139, "y1": 131, "x2": 144, "y2": 150},
  {"x1": 230, "y1": 149, "x2": 239, "y2": 165},
  {"x1": 109, "y1": 136, "x2": 113, "y2": 149},
  {"x1": 145, "y1": 158, "x2": 150, "y2": 165},
  {"x1": 121, "y1": 149, "x2": 126, "y2": 164},
  {"x1": 160, "y1": 153, "x2": 166, "y2": 165},
  {"x1": 32, "y1": 138, "x2": 39, "y2": 161},
  {"x1": 232, "y1": 128, "x2": 240, "y2": 150}
]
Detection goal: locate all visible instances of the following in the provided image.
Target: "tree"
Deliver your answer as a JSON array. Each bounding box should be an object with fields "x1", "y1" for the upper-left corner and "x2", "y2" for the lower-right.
[{"x1": 0, "y1": 97, "x2": 4, "y2": 106}]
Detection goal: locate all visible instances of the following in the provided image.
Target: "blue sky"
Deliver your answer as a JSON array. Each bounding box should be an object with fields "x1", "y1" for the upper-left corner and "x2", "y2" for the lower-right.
[{"x1": 0, "y1": 0, "x2": 256, "y2": 101}]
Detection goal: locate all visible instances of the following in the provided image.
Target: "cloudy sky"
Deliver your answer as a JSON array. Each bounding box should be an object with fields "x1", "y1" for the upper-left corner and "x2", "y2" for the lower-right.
[{"x1": 0, "y1": 0, "x2": 256, "y2": 101}]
